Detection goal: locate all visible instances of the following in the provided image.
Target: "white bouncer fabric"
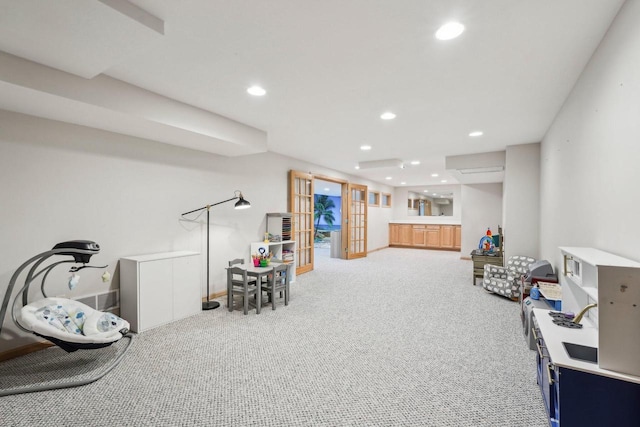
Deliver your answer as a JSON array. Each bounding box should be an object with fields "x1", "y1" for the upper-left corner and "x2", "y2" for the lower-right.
[{"x1": 20, "y1": 297, "x2": 129, "y2": 344}]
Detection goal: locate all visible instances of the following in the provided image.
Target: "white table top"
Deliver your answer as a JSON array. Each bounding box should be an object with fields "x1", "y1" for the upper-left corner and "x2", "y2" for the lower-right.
[{"x1": 226, "y1": 262, "x2": 284, "y2": 274}]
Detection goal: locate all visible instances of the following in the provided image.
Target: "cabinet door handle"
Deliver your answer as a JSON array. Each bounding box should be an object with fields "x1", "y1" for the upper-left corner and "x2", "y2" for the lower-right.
[
  {"x1": 533, "y1": 329, "x2": 545, "y2": 359},
  {"x1": 536, "y1": 341, "x2": 545, "y2": 359},
  {"x1": 547, "y1": 363, "x2": 555, "y2": 385}
]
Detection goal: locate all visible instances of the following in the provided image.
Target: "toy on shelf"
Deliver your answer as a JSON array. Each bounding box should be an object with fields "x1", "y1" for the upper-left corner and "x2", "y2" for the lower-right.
[{"x1": 478, "y1": 227, "x2": 495, "y2": 252}]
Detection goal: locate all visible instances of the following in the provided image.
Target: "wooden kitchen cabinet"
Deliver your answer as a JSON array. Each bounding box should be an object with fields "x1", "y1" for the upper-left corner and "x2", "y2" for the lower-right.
[
  {"x1": 425, "y1": 225, "x2": 441, "y2": 248},
  {"x1": 389, "y1": 224, "x2": 412, "y2": 246},
  {"x1": 454, "y1": 225, "x2": 462, "y2": 249},
  {"x1": 412, "y1": 225, "x2": 427, "y2": 247},
  {"x1": 389, "y1": 224, "x2": 460, "y2": 251},
  {"x1": 389, "y1": 224, "x2": 399, "y2": 245},
  {"x1": 440, "y1": 225, "x2": 454, "y2": 248}
]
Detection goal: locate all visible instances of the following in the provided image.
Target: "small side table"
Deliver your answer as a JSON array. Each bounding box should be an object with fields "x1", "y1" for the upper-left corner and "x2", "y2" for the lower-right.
[{"x1": 471, "y1": 250, "x2": 503, "y2": 285}]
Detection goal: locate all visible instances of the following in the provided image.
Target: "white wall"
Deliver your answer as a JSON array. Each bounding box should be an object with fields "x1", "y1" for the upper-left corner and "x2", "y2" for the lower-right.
[
  {"x1": 0, "y1": 110, "x2": 392, "y2": 352},
  {"x1": 460, "y1": 183, "x2": 503, "y2": 257},
  {"x1": 540, "y1": 0, "x2": 640, "y2": 312},
  {"x1": 503, "y1": 142, "x2": 540, "y2": 260},
  {"x1": 365, "y1": 203, "x2": 394, "y2": 251}
]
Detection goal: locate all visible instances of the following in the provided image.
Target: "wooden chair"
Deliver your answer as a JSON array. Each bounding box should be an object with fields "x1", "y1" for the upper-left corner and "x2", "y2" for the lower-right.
[
  {"x1": 227, "y1": 266, "x2": 260, "y2": 315},
  {"x1": 228, "y1": 258, "x2": 257, "y2": 285},
  {"x1": 261, "y1": 263, "x2": 291, "y2": 310}
]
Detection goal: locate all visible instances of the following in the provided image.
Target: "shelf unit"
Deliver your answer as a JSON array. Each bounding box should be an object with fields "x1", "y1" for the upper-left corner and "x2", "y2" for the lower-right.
[
  {"x1": 254, "y1": 213, "x2": 296, "y2": 282},
  {"x1": 266, "y1": 212, "x2": 292, "y2": 242},
  {"x1": 250, "y1": 241, "x2": 296, "y2": 282}
]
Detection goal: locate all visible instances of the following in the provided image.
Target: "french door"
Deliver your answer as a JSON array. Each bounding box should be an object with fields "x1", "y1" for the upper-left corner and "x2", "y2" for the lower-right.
[
  {"x1": 347, "y1": 183, "x2": 367, "y2": 259},
  {"x1": 289, "y1": 170, "x2": 314, "y2": 275},
  {"x1": 289, "y1": 170, "x2": 368, "y2": 273}
]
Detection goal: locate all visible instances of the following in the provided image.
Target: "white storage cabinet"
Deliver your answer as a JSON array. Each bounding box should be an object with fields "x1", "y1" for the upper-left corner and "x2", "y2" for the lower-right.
[{"x1": 120, "y1": 251, "x2": 201, "y2": 332}]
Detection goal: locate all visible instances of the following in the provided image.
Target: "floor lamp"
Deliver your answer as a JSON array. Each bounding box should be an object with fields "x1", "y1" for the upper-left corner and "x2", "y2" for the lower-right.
[{"x1": 181, "y1": 190, "x2": 251, "y2": 310}]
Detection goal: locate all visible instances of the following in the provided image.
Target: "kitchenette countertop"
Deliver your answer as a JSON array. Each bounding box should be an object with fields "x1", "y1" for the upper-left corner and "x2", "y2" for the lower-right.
[{"x1": 389, "y1": 218, "x2": 461, "y2": 225}]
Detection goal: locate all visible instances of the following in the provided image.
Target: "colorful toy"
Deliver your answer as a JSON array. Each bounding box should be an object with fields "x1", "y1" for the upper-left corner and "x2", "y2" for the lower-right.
[{"x1": 478, "y1": 228, "x2": 495, "y2": 252}]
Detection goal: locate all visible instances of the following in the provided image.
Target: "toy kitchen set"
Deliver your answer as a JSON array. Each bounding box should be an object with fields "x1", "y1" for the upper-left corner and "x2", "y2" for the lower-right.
[{"x1": 530, "y1": 247, "x2": 640, "y2": 427}]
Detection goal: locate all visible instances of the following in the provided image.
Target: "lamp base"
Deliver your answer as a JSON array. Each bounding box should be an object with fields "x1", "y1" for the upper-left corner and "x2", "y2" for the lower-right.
[{"x1": 202, "y1": 300, "x2": 220, "y2": 310}]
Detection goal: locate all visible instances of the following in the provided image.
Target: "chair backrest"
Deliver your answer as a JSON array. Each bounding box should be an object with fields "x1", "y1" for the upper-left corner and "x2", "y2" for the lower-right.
[
  {"x1": 228, "y1": 258, "x2": 245, "y2": 267},
  {"x1": 507, "y1": 255, "x2": 537, "y2": 275},
  {"x1": 271, "y1": 263, "x2": 291, "y2": 288},
  {"x1": 228, "y1": 266, "x2": 248, "y2": 286}
]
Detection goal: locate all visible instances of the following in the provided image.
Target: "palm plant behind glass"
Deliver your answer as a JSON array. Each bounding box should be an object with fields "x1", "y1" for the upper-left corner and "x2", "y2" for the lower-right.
[{"x1": 314, "y1": 194, "x2": 335, "y2": 239}]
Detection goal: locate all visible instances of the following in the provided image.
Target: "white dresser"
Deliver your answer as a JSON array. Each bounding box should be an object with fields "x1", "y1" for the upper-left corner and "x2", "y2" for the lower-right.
[{"x1": 120, "y1": 251, "x2": 201, "y2": 332}]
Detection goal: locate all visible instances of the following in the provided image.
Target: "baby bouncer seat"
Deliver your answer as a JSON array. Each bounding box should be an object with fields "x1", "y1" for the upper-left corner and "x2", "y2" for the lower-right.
[{"x1": 0, "y1": 240, "x2": 133, "y2": 396}]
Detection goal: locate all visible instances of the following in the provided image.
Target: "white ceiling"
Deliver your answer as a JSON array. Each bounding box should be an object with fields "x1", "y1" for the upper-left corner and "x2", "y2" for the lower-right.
[{"x1": 0, "y1": 0, "x2": 625, "y2": 187}]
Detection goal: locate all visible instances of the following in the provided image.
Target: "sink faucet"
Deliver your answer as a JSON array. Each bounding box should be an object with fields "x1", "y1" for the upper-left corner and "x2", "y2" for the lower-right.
[{"x1": 573, "y1": 303, "x2": 598, "y2": 324}]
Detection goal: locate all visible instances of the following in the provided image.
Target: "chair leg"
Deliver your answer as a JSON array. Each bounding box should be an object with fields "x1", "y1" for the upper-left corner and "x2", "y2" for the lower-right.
[
  {"x1": 243, "y1": 287, "x2": 249, "y2": 315},
  {"x1": 284, "y1": 285, "x2": 289, "y2": 306}
]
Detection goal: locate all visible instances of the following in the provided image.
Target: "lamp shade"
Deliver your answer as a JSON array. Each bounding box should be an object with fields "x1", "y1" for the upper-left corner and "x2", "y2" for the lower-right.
[{"x1": 234, "y1": 193, "x2": 251, "y2": 209}]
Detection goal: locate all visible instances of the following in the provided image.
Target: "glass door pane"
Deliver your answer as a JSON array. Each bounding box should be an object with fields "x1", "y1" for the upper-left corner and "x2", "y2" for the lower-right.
[
  {"x1": 289, "y1": 170, "x2": 314, "y2": 275},
  {"x1": 347, "y1": 183, "x2": 367, "y2": 259}
]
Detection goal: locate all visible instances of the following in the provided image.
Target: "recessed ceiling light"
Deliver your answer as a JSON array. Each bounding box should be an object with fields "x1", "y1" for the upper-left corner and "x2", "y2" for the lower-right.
[
  {"x1": 247, "y1": 85, "x2": 266, "y2": 96},
  {"x1": 423, "y1": 190, "x2": 429, "y2": 193},
  {"x1": 360, "y1": 145, "x2": 372, "y2": 151},
  {"x1": 385, "y1": 176, "x2": 392, "y2": 180},
  {"x1": 400, "y1": 182, "x2": 406, "y2": 185},
  {"x1": 469, "y1": 131, "x2": 483, "y2": 137},
  {"x1": 435, "y1": 22, "x2": 465, "y2": 41},
  {"x1": 441, "y1": 179, "x2": 447, "y2": 183},
  {"x1": 433, "y1": 193, "x2": 438, "y2": 196},
  {"x1": 431, "y1": 173, "x2": 439, "y2": 177},
  {"x1": 355, "y1": 165, "x2": 360, "y2": 170},
  {"x1": 380, "y1": 112, "x2": 396, "y2": 120},
  {"x1": 410, "y1": 160, "x2": 420, "y2": 165}
]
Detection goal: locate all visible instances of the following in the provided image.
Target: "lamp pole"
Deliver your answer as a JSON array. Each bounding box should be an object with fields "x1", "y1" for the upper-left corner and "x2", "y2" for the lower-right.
[
  {"x1": 203, "y1": 205, "x2": 218, "y2": 310},
  {"x1": 181, "y1": 191, "x2": 251, "y2": 311}
]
